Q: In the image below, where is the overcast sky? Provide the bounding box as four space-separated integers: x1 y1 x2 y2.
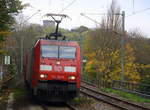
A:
20 0 150 37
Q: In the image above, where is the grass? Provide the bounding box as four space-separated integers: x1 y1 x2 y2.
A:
101 88 150 103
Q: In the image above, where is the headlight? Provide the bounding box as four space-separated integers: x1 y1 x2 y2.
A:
68 76 76 80
40 74 48 78
40 65 52 71
64 66 76 72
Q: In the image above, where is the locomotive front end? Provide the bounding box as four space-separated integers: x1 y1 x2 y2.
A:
33 40 81 101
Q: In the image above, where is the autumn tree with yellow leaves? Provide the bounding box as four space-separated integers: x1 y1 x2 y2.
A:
84 0 141 83
84 30 140 83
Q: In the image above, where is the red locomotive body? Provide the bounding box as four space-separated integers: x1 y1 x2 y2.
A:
24 39 81 101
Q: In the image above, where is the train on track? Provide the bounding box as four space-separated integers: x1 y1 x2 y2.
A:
23 13 81 101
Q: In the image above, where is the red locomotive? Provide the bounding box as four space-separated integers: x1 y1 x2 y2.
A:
23 14 81 101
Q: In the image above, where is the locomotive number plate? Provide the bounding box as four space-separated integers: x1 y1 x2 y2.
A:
54 65 62 72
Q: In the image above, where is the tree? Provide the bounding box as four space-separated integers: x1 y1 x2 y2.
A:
8 23 44 74
101 0 122 31
0 0 24 37
71 26 89 33
84 0 140 83
0 0 26 56
127 29 150 85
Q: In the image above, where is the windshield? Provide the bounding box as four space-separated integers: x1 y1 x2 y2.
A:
41 45 58 58
59 46 76 59
41 45 76 59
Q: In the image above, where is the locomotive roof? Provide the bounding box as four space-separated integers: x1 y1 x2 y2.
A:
34 38 79 47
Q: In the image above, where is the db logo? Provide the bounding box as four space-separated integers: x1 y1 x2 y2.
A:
54 66 62 72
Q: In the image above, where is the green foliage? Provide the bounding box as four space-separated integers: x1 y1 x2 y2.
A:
0 0 24 31
128 32 150 65
140 76 150 93
84 28 140 83
128 31 150 86
43 26 55 35
102 88 150 103
0 0 24 58
71 26 89 33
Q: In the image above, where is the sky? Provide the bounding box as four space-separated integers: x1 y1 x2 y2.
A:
20 0 150 37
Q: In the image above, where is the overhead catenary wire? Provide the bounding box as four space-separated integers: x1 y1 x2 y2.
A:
23 10 41 23
81 13 107 15
59 0 77 13
80 13 101 26
127 7 150 17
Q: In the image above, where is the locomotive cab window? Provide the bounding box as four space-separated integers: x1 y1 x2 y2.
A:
41 45 58 58
41 45 76 59
59 46 76 59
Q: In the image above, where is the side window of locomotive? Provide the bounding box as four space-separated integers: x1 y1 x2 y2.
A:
59 46 76 59
41 45 58 58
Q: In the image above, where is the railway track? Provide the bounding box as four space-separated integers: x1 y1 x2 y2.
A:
66 102 78 110
81 81 150 110
40 102 78 110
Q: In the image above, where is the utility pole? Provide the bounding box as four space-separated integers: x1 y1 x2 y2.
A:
20 36 23 75
121 11 125 84
80 11 126 85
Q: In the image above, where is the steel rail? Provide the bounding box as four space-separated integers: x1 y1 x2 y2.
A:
80 86 128 110
81 82 150 110
66 102 78 110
